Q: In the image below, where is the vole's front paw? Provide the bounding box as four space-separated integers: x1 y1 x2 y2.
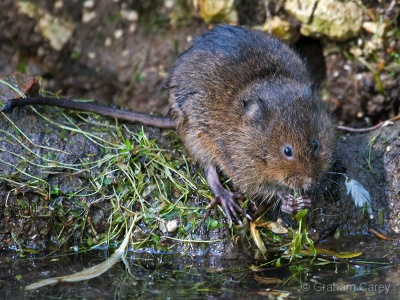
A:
205 164 252 226
279 193 313 214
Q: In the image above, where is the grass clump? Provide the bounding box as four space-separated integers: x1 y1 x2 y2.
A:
0 94 214 254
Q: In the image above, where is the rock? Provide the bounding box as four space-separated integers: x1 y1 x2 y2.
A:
194 0 237 24
18 1 75 51
261 16 301 43
284 0 362 41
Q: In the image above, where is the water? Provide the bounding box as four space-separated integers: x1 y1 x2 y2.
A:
1 237 399 299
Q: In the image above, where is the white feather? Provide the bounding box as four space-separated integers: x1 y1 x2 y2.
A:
345 178 372 215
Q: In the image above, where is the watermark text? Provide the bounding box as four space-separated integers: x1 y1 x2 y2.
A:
301 282 391 294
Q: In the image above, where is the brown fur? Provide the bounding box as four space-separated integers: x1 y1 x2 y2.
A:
165 25 336 200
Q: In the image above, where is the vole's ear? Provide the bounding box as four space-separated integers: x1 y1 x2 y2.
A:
242 96 265 119
298 85 313 100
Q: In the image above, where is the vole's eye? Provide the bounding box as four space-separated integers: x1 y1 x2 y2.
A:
283 146 293 158
312 140 318 152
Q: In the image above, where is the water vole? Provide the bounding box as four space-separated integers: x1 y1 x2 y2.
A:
3 24 336 224
166 25 335 221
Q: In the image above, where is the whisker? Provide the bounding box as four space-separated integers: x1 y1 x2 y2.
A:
322 176 341 187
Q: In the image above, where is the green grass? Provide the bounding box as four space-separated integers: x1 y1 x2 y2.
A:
0 95 218 253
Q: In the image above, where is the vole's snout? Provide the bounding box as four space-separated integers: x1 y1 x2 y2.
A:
301 178 313 191
287 175 315 191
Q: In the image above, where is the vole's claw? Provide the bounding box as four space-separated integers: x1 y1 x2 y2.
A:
207 191 250 226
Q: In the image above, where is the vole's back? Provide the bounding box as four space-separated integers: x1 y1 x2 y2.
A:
166 25 310 106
